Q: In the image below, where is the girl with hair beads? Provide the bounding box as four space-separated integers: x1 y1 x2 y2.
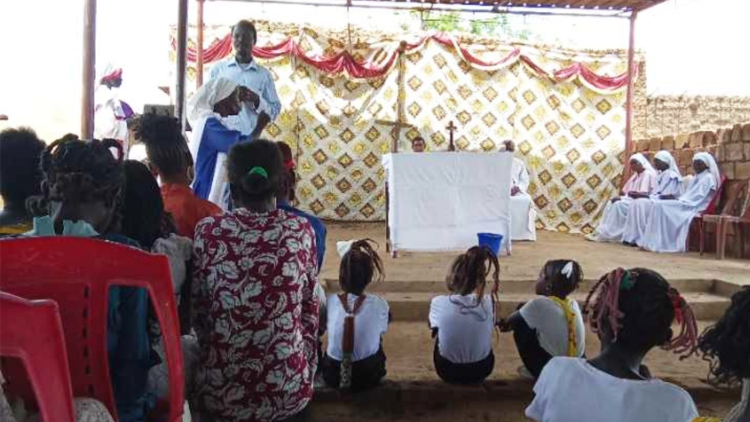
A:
429 246 500 384
322 239 389 391
22 137 153 422
693 286 750 422
500 260 585 378
526 267 700 422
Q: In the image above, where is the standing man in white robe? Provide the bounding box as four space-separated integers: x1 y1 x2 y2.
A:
503 141 537 241
621 151 683 246
639 153 720 253
587 153 657 243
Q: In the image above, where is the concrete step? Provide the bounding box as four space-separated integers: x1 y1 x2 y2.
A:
322 278 724 294
367 291 731 321
313 321 735 419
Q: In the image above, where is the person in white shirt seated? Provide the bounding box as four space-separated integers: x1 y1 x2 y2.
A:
639 152 720 253
429 245 500 384
322 239 390 391
503 140 537 241
499 260 585 379
588 153 657 243
526 267 700 422
621 150 683 247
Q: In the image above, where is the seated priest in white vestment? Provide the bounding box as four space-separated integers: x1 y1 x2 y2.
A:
587 153 657 243
411 136 426 153
504 141 537 241
621 150 683 246
639 152 720 253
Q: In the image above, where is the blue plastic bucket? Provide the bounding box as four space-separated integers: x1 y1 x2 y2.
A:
477 233 503 256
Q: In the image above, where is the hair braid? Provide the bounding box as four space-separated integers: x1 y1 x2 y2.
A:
339 239 385 295
447 246 501 325
584 267 698 357
39 137 125 234
697 286 750 387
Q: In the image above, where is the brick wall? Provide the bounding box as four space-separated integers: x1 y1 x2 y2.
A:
632 122 750 259
637 96 750 139
634 123 750 181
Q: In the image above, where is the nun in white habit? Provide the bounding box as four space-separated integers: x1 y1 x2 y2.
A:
588 153 657 243
639 152 721 253
621 150 683 246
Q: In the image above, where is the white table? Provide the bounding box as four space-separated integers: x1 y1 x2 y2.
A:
382 152 513 255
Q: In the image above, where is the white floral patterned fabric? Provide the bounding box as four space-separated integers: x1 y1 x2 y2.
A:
191 208 320 422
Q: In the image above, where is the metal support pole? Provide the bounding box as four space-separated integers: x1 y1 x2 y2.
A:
623 11 637 169
175 0 189 130
81 0 97 139
196 0 205 87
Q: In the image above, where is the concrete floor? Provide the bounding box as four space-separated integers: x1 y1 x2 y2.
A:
320 222 750 287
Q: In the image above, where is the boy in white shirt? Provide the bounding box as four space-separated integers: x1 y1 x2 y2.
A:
526 267 700 422
322 239 390 391
429 246 500 384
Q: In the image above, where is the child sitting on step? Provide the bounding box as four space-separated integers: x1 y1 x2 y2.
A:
694 286 750 422
322 239 389 391
430 246 500 384
499 260 585 378
526 267 700 422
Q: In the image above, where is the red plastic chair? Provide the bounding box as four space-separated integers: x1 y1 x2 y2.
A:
0 292 76 422
0 237 184 422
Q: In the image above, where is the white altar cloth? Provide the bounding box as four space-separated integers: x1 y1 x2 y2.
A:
382 152 513 254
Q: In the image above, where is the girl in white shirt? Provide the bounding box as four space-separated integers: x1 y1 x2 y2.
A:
429 245 500 384
322 239 390 391
500 260 585 378
526 267 700 422
695 287 750 422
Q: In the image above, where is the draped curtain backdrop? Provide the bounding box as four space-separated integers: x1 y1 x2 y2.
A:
169 21 643 234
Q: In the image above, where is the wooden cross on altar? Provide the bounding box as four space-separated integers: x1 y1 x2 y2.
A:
375 119 415 153
446 120 457 152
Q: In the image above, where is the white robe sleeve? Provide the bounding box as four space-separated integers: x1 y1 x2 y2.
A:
679 174 716 208
514 159 531 193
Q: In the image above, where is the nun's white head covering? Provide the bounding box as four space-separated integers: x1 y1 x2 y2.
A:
629 152 655 173
186 77 239 127
654 150 682 180
693 152 721 184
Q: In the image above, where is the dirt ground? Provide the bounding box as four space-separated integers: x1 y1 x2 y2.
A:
307 397 738 422
319 222 750 286
307 398 738 422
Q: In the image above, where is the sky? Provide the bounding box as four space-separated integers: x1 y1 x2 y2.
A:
0 0 748 141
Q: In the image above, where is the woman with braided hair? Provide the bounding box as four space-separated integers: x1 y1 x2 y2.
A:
429 246 501 384
526 267 700 422
693 286 750 422
23 136 154 422
322 239 389 391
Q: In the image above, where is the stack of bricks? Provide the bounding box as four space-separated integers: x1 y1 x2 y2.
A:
634 122 750 181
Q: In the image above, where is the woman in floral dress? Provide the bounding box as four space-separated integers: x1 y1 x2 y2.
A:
191 139 319 422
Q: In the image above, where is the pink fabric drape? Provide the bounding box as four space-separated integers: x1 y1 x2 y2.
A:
172 32 636 91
